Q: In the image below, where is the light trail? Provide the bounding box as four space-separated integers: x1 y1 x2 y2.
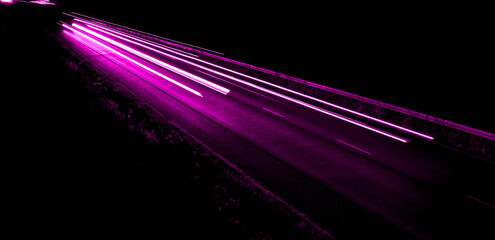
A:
185 58 434 141
68 12 225 56
77 21 229 95
466 195 495 209
194 71 410 142
261 107 285 118
72 17 199 58
69 21 409 142
70 23 230 95
72 18 432 140
336 139 373 155
62 24 203 97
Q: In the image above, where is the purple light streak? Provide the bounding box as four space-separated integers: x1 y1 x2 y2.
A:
62 18 424 143
261 107 285 118
336 139 373 155
79 23 229 95
68 12 225 56
70 23 230 96
466 195 495 209
72 17 199 58
62 24 204 97
66 20 409 143
187 57 434 141
30 0 55 5
73 17 431 141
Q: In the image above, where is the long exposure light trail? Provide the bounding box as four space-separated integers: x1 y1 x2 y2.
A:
68 12 225 56
68 20 409 142
71 23 230 95
64 18 414 142
72 17 432 140
77 22 231 96
62 24 203 97
336 139 373 155
188 58 434 140
72 17 199 58
219 74 411 143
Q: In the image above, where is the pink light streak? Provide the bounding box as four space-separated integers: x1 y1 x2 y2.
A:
76 22 230 95
336 139 373 155
261 107 285 118
68 12 225 56
77 19 431 141
185 67 410 142
31 0 55 5
184 55 434 141
63 18 434 142
72 17 198 58
70 21 411 142
1 0 13 3
62 24 203 97
256 83 410 143
71 23 230 96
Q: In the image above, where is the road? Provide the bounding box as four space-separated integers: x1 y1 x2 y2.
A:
57 17 494 239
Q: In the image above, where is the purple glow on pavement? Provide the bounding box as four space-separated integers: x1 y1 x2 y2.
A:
62 24 203 97
71 23 230 96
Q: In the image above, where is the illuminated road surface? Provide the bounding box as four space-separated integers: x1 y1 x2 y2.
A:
59 18 494 239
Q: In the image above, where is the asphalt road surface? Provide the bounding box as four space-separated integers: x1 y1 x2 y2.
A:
57 18 495 239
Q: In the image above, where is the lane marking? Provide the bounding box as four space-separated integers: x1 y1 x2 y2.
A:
261 107 285 118
466 195 495 209
336 139 373 155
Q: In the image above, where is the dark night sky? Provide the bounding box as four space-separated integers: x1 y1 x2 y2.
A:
56 1 493 132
